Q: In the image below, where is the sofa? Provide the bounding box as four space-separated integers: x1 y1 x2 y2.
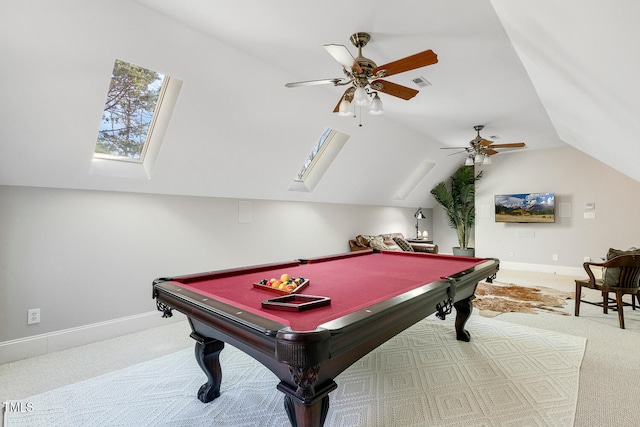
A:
349 232 438 254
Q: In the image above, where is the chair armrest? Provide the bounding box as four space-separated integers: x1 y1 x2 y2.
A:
584 260 607 268
582 261 603 284
581 255 640 284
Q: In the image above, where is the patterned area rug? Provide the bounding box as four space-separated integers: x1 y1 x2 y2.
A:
3 316 585 427
474 280 575 317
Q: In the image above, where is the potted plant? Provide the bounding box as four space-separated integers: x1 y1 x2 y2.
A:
430 165 482 256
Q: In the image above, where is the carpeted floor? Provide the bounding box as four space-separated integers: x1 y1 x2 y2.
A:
3 315 585 427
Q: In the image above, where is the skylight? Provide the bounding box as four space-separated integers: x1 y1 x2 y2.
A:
295 128 333 181
393 159 436 200
91 59 182 178
94 59 167 162
289 128 350 192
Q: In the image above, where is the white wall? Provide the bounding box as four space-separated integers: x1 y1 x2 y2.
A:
473 146 640 273
0 185 429 362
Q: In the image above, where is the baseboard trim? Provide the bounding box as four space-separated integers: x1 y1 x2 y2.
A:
499 261 584 277
0 311 185 365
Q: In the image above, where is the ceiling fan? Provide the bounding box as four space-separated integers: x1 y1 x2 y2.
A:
285 32 438 115
442 125 526 165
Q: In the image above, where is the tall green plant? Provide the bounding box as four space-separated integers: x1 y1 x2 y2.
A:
430 165 483 250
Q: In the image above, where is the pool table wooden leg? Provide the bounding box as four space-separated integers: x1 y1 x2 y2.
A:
277 369 336 427
190 332 225 403
453 297 473 342
283 392 329 427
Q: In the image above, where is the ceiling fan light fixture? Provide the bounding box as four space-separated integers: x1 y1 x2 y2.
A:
443 125 525 165
369 93 383 115
353 86 368 106
338 98 352 116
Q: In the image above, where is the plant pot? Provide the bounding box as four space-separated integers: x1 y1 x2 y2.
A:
453 247 475 257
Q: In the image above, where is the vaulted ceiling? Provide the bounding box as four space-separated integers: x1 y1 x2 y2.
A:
1 1 638 208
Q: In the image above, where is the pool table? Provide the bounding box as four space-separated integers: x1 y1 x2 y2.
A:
153 250 499 427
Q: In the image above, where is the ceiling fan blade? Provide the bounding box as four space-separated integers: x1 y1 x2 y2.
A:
478 139 494 146
489 142 526 148
440 146 470 150
285 78 345 88
372 49 438 78
333 87 355 113
370 80 419 100
324 44 363 74
447 150 468 156
484 149 499 155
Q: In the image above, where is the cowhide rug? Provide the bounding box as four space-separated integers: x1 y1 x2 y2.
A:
473 280 574 317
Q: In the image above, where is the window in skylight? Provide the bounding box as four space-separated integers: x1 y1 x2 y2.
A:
392 159 436 200
288 128 350 192
91 59 182 178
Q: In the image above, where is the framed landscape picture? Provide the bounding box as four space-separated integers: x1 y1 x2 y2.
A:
494 192 555 223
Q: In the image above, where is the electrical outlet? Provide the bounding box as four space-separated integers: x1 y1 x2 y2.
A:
28 308 40 325
508 251 514 257
552 254 558 262
584 256 591 262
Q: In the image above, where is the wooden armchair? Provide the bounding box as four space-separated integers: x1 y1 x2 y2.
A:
575 254 640 329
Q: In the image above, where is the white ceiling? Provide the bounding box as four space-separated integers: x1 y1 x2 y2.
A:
1 0 638 208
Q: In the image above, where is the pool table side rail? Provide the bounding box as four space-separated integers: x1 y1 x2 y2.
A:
153 285 294 379
315 258 499 359
155 260 301 285
153 281 289 335
298 249 376 264
274 257 499 386
317 257 499 332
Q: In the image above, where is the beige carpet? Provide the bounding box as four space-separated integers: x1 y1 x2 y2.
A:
3 315 585 427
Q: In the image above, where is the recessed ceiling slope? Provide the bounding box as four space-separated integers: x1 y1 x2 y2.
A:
491 0 640 183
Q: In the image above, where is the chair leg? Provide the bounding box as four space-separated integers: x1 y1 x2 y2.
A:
603 291 608 314
575 283 582 316
616 292 625 329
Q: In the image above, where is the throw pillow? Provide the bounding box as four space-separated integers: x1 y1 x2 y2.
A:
381 235 402 251
393 236 414 252
355 235 373 248
603 247 640 286
367 236 389 251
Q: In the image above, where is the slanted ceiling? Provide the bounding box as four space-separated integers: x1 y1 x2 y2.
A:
1 0 638 208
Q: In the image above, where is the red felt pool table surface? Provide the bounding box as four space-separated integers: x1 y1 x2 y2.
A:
166 250 487 331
